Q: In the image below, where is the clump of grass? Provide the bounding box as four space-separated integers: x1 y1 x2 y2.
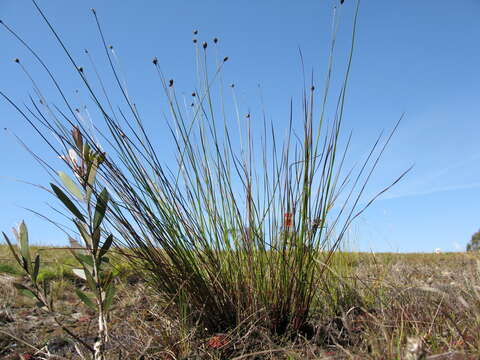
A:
0 0 408 347
0 263 21 275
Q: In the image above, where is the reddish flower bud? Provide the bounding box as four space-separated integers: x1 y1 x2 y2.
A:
284 213 293 228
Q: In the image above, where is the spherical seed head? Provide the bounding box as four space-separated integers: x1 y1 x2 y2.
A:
193 39 197 43
230 83 235 88
311 85 315 91
193 30 198 35
202 41 207 49
14 58 20 63
78 67 84 72
246 113 250 118
192 92 196 97
152 57 158 65
84 49 89 54
213 37 218 44
223 56 229 62
109 45 114 49
169 79 174 87
191 103 194 107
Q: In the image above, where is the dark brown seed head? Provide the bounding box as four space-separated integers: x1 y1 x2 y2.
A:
169 79 174 87
192 92 196 97
246 113 250 118
152 57 158 65
213 37 218 44
109 45 114 50
311 85 315 91
202 41 207 49
193 30 198 35
14 58 20 63
78 67 84 73
193 39 197 43
191 103 194 107
223 56 229 62
230 83 235 88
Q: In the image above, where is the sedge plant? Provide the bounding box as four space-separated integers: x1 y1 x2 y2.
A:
0 0 409 343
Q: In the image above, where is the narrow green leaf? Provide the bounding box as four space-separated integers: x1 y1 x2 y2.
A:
58 171 83 200
50 184 85 222
32 254 40 283
85 162 98 206
13 283 36 299
20 289 36 299
103 283 116 312
75 289 96 311
98 234 114 260
92 227 101 254
18 221 31 271
101 271 113 289
93 188 109 230
70 250 94 276
74 221 92 249
83 266 97 294
2 232 22 266
77 254 94 267
13 282 29 290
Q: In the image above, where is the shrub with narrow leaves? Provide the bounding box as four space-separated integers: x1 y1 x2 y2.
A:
3 128 115 360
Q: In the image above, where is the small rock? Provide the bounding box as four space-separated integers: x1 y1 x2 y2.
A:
45 337 71 354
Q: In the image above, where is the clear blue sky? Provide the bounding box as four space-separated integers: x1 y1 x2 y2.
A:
1 0 479 252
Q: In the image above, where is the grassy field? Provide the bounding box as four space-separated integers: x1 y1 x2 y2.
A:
1 245 479 359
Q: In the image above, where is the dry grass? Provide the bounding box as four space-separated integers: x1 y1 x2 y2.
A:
1 246 479 359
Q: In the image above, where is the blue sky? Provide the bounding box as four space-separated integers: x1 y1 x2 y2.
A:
1 0 479 252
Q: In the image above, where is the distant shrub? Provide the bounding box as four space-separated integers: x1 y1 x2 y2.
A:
467 230 480 251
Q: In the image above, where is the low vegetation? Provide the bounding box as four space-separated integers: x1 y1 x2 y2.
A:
1 1 479 359
1 247 479 359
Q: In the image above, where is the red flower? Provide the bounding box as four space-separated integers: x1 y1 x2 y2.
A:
207 334 229 349
284 212 293 227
